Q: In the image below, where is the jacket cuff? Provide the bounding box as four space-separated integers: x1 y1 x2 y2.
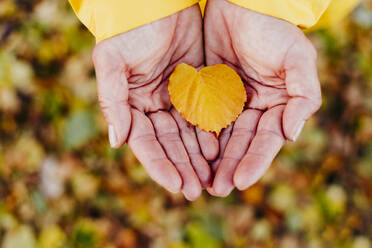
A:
226 0 332 28
69 0 200 43
312 0 361 29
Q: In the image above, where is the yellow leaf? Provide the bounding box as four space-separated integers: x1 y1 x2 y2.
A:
168 63 247 135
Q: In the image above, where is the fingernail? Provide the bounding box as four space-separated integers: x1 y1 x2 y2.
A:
292 120 305 142
108 125 118 148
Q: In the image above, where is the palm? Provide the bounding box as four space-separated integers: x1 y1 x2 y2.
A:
93 6 218 200
204 0 321 196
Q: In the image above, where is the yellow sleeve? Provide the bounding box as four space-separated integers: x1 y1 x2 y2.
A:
312 0 361 29
227 0 361 29
68 0 200 43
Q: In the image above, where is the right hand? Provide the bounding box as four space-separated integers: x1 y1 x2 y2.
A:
92 5 219 200
204 0 322 196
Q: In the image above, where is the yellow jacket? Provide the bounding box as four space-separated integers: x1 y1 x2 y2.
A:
68 0 361 43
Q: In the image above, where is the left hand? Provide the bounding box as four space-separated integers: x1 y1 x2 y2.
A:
92 5 218 200
204 0 322 196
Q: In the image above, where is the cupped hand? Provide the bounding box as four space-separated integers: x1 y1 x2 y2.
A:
92 5 219 200
204 0 322 196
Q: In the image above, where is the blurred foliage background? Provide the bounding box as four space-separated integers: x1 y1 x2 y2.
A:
0 0 372 247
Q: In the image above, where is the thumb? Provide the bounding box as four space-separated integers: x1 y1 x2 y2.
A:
283 40 322 141
93 44 131 148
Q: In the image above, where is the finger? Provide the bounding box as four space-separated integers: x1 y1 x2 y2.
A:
212 109 262 197
283 41 322 141
149 112 202 201
233 105 285 190
128 110 182 193
93 44 131 148
171 109 212 188
207 125 233 196
196 127 219 161
211 125 233 172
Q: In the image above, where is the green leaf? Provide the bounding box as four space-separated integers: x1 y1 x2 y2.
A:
72 220 100 248
185 221 222 248
31 190 47 214
63 110 97 149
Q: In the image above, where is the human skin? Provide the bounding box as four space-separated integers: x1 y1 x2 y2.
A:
204 0 322 196
91 0 322 200
92 5 219 201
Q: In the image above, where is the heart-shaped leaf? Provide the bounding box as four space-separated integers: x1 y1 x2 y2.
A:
169 63 247 135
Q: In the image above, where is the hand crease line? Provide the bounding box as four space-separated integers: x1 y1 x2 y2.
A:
130 133 157 144
221 156 241 162
232 127 255 135
156 131 181 141
256 129 284 139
